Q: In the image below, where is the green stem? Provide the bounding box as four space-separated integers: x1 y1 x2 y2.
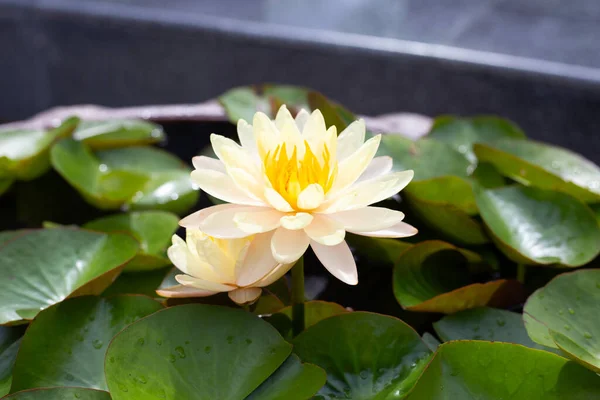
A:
291 257 305 337
516 264 526 284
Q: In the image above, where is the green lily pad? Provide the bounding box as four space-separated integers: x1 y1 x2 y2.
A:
524 269 600 372
266 301 350 339
404 177 488 245
0 326 24 396
10 295 162 392
246 354 327 400
393 241 524 313
406 341 600 399
434 307 555 352
421 333 441 352
50 139 198 213
307 91 356 132
470 162 506 189
102 267 172 297
219 85 309 123
376 136 471 179
0 179 13 196
475 185 600 266
2 387 111 400
0 228 138 325
278 301 349 329
345 234 413 267
406 176 478 215
474 139 600 203
219 85 355 132
73 119 165 149
0 118 77 181
428 116 525 164
104 304 325 399
83 211 179 272
253 293 286 316
376 136 485 244
293 312 432 399
593 204 600 222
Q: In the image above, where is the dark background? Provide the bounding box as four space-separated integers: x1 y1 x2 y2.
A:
1 0 599 161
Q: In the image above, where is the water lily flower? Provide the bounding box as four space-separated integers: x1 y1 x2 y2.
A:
157 230 293 305
181 105 416 285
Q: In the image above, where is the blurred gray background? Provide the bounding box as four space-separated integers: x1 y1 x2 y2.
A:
1 0 599 159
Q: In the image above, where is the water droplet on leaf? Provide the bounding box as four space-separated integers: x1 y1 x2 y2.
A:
175 346 186 358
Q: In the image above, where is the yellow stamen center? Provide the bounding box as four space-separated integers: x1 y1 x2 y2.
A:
263 141 337 210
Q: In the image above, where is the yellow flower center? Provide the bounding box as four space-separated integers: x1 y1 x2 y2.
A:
263 141 337 209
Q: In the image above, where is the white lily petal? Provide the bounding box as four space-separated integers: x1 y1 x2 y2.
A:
297 183 325 210
311 240 358 285
227 167 267 202
356 156 393 183
175 274 236 292
349 221 418 238
192 156 226 173
264 188 295 212
337 119 366 161
228 287 262 305
280 118 305 158
237 119 259 157
191 169 264 206
322 125 337 164
328 207 405 232
304 214 345 246
189 232 237 282
167 235 192 275
233 209 283 234
275 105 295 130
256 262 295 287
171 232 226 282
236 231 279 287
254 112 281 159
156 284 216 298
210 134 259 174
295 109 310 131
199 206 263 238
271 227 310 263
321 170 414 212
302 109 327 139
331 134 381 193
280 212 313 230
179 204 242 228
